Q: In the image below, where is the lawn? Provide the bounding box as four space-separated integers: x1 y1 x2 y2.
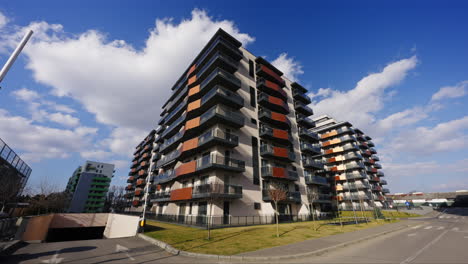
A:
144 218 396 255
339 210 421 218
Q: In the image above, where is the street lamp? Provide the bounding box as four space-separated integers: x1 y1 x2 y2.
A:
0 30 34 89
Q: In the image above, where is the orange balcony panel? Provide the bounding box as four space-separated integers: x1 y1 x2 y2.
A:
187 99 201 112
271 112 287 122
140 161 147 167
260 65 285 84
131 168 136 173
370 159 375 164
142 153 149 158
136 179 145 185
334 176 341 181
170 187 193 201
187 64 196 77
175 160 197 177
325 149 334 155
126 184 133 189
185 117 200 130
156 184 162 191
371 177 380 182
269 96 287 108
132 200 140 206
330 166 338 172
272 129 288 140
328 157 336 163
371 168 378 173
272 167 286 178
188 85 200 97
128 176 134 181
188 75 197 86
135 189 143 196
264 80 286 97
321 130 337 139
273 147 288 158
138 170 146 176
181 137 199 152
322 141 331 147
143 145 150 151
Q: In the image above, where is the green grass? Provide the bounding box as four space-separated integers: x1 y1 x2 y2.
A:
144 219 396 255
339 210 421 218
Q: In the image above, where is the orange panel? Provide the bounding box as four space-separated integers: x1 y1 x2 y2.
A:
187 64 196 77
142 153 149 158
144 145 150 151
272 129 288 139
128 176 134 181
185 117 200 130
170 187 193 201
325 149 334 154
187 99 201 112
322 141 330 147
135 190 142 196
132 200 140 206
328 157 336 163
273 147 288 158
181 137 199 152
265 79 280 91
140 161 147 166
370 159 375 164
156 184 161 191
188 75 197 86
136 179 145 185
272 167 286 178
175 160 197 177
271 112 286 122
330 167 338 172
260 65 285 84
188 85 200 97
334 176 341 181
138 170 146 176
269 96 286 106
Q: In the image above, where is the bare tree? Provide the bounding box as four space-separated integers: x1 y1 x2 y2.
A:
307 191 319 231
0 173 22 213
203 180 224 240
106 185 126 213
267 183 287 238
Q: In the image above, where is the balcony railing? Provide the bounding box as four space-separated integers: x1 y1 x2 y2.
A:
304 176 329 186
257 78 287 99
151 191 171 202
258 93 289 114
302 158 324 169
196 154 245 173
292 89 311 104
259 125 292 144
377 171 384 177
161 113 186 139
298 128 320 141
198 85 244 111
200 68 241 92
260 144 296 162
261 166 299 181
262 190 301 203
159 130 184 154
192 183 242 199
296 114 315 128
294 101 313 116
197 105 245 130
180 128 239 158
154 171 176 184
342 183 370 190
380 179 388 185
382 188 390 193
300 142 321 154
156 149 181 168
258 109 291 129
371 155 379 161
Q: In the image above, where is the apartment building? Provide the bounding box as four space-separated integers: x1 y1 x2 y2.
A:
65 161 115 213
125 28 330 219
0 138 32 205
310 115 389 210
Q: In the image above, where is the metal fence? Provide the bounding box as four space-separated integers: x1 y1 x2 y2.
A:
0 217 18 241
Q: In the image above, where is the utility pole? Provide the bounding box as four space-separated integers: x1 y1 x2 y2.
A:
0 30 34 88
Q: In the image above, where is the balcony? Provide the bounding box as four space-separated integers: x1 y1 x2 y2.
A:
320 127 355 139
156 149 181 168
258 109 291 129
125 184 134 191
127 176 135 183
366 166 378 173
367 140 375 147
175 154 245 178
300 142 321 155
152 144 159 152
308 193 332 204
151 191 171 203
258 93 289 114
152 153 161 162
382 188 390 193
262 190 301 203
292 89 311 104
154 171 176 184
305 176 329 186
374 163 382 169
296 114 315 128
340 194 371 201
257 78 287 100
377 171 384 177
187 86 244 119
261 166 299 181
380 179 388 185
193 52 239 83
164 86 188 117
161 113 186 139
186 105 244 137
137 169 148 178
199 68 241 93
259 125 292 145
342 183 370 190
192 183 243 199
298 128 320 141
294 101 313 116
136 179 146 187
369 176 380 182
343 172 367 180
159 130 184 154
302 158 324 169
256 62 285 87
162 99 187 127
371 155 379 161
179 128 239 158
260 144 295 162
369 147 377 154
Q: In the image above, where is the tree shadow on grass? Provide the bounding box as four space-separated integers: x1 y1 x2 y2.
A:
144 225 165 232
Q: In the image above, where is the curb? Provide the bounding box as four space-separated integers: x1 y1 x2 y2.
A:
137 222 415 261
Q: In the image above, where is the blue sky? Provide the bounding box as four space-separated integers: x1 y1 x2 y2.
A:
0 0 467 193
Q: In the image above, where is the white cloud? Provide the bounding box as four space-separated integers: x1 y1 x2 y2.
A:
0 109 97 162
375 106 428 133
389 116 468 155
271 53 304 82
0 12 8 29
48 112 80 127
310 56 418 132
80 150 113 160
431 80 468 101
12 88 40 101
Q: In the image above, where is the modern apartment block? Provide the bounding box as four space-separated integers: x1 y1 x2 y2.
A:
65 161 115 213
124 29 388 220
310 115 389 210
0 138 32 200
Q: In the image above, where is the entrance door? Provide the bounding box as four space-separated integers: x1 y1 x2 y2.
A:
178 203 186 223
197 202 207 225
223 201 230 225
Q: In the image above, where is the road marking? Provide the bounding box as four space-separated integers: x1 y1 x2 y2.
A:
464 236 468 239
400 229 449 264
407 233 417 237
452 227 460 231
424 226 433 230
411 225 422 229
439 216 445 219
116 244 135 261
453 216 458 219
436 226 444 230
41 251 63 264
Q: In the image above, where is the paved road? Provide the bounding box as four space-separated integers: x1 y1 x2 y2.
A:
277 207 468 263
2 208 467 263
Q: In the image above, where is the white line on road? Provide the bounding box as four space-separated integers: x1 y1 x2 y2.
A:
400 229 449 264
407 233 417 237
464 236 468 239
411 225 422 229
116 244 135 261
436 227 444 230
41 251 63 264
452 227 460 231
424 226 433 230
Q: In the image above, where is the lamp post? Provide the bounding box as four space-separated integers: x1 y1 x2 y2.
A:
0 30 33 87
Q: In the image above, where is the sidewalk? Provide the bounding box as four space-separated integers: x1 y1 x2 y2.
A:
236 220 419 258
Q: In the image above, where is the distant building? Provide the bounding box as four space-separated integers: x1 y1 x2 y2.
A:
387 191 468 207
65 161 114 213
0 138 32 198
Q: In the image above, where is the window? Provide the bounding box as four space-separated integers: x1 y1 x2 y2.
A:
254 203 261 210
250 87 256 107
249 59 254 77
252 137 260 185
251 118 257 125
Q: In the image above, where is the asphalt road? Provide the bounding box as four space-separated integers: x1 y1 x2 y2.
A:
2 208 467 263
278 207 468 263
